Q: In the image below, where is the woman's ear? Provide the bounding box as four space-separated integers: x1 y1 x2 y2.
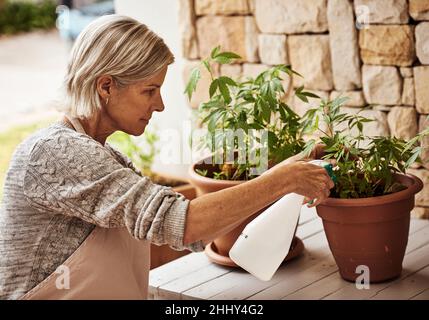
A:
96 75 114 102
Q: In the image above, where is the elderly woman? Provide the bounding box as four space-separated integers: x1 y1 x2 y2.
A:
0 15 333 300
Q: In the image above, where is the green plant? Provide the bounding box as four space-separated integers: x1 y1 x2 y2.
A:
0 0 57 35
107 129 159 176
185 46 317 180
301 96 428 199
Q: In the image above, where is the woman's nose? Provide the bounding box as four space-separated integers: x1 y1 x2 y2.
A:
154 93 165 112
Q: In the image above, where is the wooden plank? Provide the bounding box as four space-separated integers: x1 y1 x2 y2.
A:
149 252 211 299
182 269 256 300
411 288 429 300
285 222 429 300
405 223 429 253
211 259 335 300
210 236 333 300
299 205 317 225
189 228 331 300
151 210 428 300
246 255 337 300
296 217 324 240
158 263 234 300
371 263 429 300
409 218 429 234
285 272 345 300
323 238 429 300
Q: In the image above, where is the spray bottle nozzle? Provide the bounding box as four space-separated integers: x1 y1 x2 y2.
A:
308 160 337 205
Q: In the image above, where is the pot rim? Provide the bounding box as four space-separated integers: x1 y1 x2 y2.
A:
188 160 244 186
320 173 423 207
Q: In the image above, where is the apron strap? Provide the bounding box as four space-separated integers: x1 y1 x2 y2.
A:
63 114 87 135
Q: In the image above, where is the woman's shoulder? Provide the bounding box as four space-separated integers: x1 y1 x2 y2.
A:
16 121 108 162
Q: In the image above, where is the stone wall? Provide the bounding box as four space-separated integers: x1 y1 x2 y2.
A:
179 0 429 218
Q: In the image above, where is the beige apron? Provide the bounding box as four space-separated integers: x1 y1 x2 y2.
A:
20 116 150 300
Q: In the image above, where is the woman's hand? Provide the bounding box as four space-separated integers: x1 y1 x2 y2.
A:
273 161 335 207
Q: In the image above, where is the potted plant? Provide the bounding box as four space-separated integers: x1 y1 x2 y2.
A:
300 97 427 282
185 47 317 262
108 130 196 269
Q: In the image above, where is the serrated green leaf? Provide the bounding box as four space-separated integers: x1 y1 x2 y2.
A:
218 80 231 104
184 67 201 101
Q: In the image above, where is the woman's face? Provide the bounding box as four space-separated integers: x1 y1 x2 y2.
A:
105 66 168 136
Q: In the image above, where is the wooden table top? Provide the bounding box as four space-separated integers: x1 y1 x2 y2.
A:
149 205 429 300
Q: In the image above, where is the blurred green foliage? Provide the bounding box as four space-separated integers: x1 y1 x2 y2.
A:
107 129 159 176
0 0 57 35
0 118 56 201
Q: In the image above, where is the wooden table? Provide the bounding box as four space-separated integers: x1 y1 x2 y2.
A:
149 206 429 300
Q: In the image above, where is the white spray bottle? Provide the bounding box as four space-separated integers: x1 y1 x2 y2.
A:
229 160 336 281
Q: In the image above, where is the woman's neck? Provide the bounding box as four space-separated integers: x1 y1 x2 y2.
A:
79 112 116 145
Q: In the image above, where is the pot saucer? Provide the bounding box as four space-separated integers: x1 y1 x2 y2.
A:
204 237 304 268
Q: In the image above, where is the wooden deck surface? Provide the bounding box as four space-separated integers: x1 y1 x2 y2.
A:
149 206 429 300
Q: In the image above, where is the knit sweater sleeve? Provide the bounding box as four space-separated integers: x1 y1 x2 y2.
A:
23 132 204 252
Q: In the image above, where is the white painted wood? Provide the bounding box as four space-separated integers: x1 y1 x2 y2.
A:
159 263 234 300
247 255 337 300
285 272 345 300
202 232 332 300
182 269 256 300
296 217 324 240
411 288 429 300
149 212 429 300
182 225 328 300
149 252 211 298
299 205 317 225
405 223 429 253
371 263 429 300
410 218 429 234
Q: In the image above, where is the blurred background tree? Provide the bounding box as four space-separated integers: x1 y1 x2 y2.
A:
0 0 57 35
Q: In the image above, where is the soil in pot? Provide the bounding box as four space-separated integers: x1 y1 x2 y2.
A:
316 173 423 283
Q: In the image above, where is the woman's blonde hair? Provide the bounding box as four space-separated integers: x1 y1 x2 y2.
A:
64 14 174 118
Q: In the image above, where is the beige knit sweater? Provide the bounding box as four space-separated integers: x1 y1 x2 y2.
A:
0 122 204 300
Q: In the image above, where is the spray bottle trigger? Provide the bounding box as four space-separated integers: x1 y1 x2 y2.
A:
308 161 336 205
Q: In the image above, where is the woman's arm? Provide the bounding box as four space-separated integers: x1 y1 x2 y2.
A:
183 160 334 245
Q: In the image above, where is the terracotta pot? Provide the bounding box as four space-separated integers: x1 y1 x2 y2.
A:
316 173 423 283
188 160 296 258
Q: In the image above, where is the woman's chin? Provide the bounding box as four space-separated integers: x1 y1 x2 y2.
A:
125 124 147 136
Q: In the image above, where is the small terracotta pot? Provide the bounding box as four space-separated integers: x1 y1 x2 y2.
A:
188 160 296 258
316 173 423 283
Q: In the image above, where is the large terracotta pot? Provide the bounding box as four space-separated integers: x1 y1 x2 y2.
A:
316 173 423 283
